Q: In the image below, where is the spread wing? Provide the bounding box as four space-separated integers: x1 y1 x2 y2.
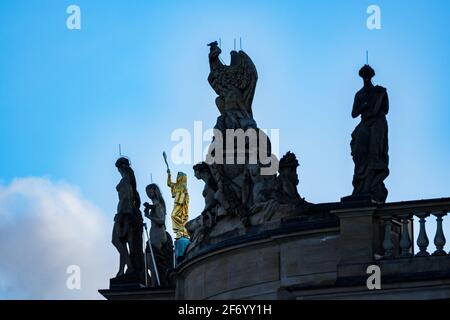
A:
208 51 258 117
236 51 258 117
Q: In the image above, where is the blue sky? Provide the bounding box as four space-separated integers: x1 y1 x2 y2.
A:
0 0 449 298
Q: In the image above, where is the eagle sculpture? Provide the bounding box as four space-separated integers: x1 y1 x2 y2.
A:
207 41 258 119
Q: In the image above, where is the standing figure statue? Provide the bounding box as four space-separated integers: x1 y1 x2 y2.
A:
143 184 174 288
111 157 145 284
167 169 190 239
348 64 389 203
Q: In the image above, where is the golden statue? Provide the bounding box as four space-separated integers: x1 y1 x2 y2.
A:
167 170 190 239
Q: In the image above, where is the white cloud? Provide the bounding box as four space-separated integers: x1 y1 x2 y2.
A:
0 177 116 299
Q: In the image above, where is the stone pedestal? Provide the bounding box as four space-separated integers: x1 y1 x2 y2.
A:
332 205 379 283
99 287 175 300
109 272 146 291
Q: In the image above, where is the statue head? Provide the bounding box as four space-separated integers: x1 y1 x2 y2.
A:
279 151 299 186
145 183 158 199
208 41 221 59
359 64 375 81
193 162 211 179
146 183 166 212
115 157 140 207
115 157 130 168
115 157 131 177
176 172 188 186
193 162 218 191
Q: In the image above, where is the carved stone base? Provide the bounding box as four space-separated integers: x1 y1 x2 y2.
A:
209 215 246 239
185 202 334 259
99 287 175 300
109 272 145 290
340 194 379 205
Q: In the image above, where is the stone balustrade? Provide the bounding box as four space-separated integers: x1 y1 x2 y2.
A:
375 198 450 259
101 198 450 299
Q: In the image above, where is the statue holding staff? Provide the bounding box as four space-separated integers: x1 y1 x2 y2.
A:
163 152 190 239
143 183 174 287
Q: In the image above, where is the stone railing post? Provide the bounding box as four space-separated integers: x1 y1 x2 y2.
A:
415 212 430 257
432 211 447 256
399 214 413 257
381 215 394 258
332 206 379 281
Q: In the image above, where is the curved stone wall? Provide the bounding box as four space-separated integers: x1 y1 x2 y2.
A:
175 223 340 299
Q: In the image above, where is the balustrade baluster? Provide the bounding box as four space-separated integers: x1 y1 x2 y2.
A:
415 212 430 257
432 211 447 256
399 214 412 257
382 216 394 258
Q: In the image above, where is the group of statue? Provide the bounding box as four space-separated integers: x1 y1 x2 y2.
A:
183 41 313 251
111 157 190 288
110 40 390 285
187 41 390 252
